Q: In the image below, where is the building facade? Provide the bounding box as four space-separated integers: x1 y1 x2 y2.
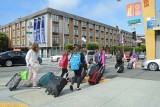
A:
0 8 133 58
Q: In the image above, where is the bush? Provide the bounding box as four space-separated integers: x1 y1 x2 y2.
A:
140 45 146 52
110 45 117 53
64 44 73 50
87 42 99 50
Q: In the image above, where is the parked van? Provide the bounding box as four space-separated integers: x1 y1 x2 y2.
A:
86 50 95 64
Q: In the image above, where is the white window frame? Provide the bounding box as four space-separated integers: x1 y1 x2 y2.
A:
89 24 93 29
74 29 78 35
53 38 59 44
96 25 99 30
53 26 59 33
74 38 78 44
52 15 59 22
65 38 70 44
82 30 86 36
82 22 86 27
74 20 78 26
64 17 69 24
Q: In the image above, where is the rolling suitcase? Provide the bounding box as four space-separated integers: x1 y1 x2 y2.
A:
127 62 133 69
88 66 104 85
45 75 67 97
117 65 124 73
88 64 99 77
5 73 21 91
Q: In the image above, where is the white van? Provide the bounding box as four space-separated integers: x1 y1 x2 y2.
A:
86 50 95 64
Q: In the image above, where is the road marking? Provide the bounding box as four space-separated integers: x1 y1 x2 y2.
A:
0 102 28 107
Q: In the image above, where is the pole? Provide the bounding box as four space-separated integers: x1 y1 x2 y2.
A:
62 19 65 52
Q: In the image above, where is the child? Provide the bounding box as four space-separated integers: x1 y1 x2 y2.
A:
60 50 70 79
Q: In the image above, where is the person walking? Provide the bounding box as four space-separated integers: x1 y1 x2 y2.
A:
98 46 106 69
25 42 40 88
60 50 70 80
131 53 137 69
115 49 124 70
69 45 86 91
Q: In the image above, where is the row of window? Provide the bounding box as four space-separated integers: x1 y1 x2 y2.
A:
12 38 25 46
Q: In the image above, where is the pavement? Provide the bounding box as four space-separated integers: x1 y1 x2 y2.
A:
1 70 160 107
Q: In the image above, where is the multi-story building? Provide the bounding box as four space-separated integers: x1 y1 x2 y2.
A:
0 8 133 58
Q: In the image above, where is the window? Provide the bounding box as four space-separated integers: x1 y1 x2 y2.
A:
89 31 93 37
17 31 20 37
22 30 25 36
12 39 15 45
82 22 86 27
96 40 99 43
64 17 69 24
12 25 15 30
101 27 104 31
96 33 99 37
17 23 20 29
22 21 25 27
101 34 104 38
106 28 108 32
65 38 70 44
52 15 59 22
74 29 78 35
53 26 59 33
52 38 59 44
74 20 78 26
82 30 86 36
65 28 69 34
110 29 112 33
89 24 93 29
6 28 8 32
22 38 25 46
12 31 15 38
74 38 78 44
96 25 99 30
17 39 20 46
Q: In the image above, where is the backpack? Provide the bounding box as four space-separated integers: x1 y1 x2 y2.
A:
94 53 102 63
69 52 81 71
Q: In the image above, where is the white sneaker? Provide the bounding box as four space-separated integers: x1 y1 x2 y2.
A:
117 67 119 71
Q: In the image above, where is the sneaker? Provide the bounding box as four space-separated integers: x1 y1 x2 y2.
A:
70 85 73 91
77 88 81 91
116 67 119 72
31 86 41 89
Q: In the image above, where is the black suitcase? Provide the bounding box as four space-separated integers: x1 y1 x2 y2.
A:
5 73 21 91
45 76 67 97
117 65 124 73
89 64 99 77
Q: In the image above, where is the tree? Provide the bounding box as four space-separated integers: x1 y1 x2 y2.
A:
64 44 73 50
110 45 117 53
87 42 98 50
140 45 146 52
0 32 8 52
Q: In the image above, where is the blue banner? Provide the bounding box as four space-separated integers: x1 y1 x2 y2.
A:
41 16 46 44
36 18 41 44
34 19 37 42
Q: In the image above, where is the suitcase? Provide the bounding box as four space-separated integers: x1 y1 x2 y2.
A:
117 65 124 73
88 64 99 77
127 62 133 69
88 66 104 85
5 73 21 91
45 76 67 97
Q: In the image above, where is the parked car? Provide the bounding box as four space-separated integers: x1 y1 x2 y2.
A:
138 52 146 60
141 59 160 71
105 53 112 58
51 55 62 62
0 51 42 67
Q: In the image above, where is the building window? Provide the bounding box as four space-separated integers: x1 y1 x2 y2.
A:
74 20 78 26
17 31 20 37
74 38 78 44
52 15 59 22
96 33 99 37
53 26 59 33
110 29 112 33
53 38 59 44
74 29 78 35
22 38 25 46
12 39 15 46
82 30 86 36
22 30 25 36
64 17 70 24
106 28 108 32
101 27 104 31
65 28 69 34
12 31 15 38
101 34 104 38
89 24 93 29
17 39 20 46
96 40 99 43
22 22 25 27
82 22 86 27
65 38 70 44
16 23 20 29
96 25 99 30
12 25 15 30
89 31 93 37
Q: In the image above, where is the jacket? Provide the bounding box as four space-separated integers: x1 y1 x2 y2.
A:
61 56 68 69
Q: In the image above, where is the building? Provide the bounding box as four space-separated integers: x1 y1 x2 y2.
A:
142 0 160 59
0 8 133 58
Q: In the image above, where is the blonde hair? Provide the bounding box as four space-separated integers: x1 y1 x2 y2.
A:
31 42 39 53
63 50 69 56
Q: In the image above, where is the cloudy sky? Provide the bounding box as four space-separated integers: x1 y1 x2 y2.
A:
0 0 159 34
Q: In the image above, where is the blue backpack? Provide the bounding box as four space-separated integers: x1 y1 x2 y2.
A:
94 53 102 63
69 52 81 71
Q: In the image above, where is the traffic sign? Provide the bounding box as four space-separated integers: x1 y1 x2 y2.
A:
127 19 141 25
26 31 32 34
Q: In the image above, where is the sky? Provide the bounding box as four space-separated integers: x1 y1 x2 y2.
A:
0 0 160 35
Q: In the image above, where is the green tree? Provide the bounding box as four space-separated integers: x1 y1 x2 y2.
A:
64 44 73 50
110 45 117 53
140 45 146 52
0 32 8 52
87 42 98 50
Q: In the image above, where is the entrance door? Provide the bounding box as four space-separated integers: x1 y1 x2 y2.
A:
156 31 160 58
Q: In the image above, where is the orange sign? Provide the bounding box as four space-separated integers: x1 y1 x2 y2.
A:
144 0 149 7
134 2 141 16
126 4 133 17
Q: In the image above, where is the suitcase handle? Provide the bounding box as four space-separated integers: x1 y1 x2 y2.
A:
98 66 104 73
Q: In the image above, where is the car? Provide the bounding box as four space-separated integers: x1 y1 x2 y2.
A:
141 59 160 71
138 52 146 60
51 55 62 62
86 50 95 64
0 51 42 67
105 53 112 58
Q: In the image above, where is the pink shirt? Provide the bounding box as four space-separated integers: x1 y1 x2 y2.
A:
101 51 106 64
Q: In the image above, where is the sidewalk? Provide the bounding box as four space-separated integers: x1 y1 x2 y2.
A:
0 76 160 107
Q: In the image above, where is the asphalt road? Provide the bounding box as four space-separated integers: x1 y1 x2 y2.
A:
1 57 160 81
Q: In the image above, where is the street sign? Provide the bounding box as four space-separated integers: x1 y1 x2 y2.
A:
127 19 141 25
26 31 32 34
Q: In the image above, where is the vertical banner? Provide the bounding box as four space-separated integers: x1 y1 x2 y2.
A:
41 16 46 44
144 0 149 7
134 2 141 16
126 4 133 17
36 18 41 44
34 19 37 43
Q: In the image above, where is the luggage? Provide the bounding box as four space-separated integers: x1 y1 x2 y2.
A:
127 62 133 69
89 64 99 77
117 65 124 73
88 66 104 85
5 73 21 91
45 75 67 97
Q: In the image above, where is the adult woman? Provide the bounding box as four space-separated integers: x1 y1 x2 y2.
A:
25 42 40 88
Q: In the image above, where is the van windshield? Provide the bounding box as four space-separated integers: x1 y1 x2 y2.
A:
88 52 95 55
